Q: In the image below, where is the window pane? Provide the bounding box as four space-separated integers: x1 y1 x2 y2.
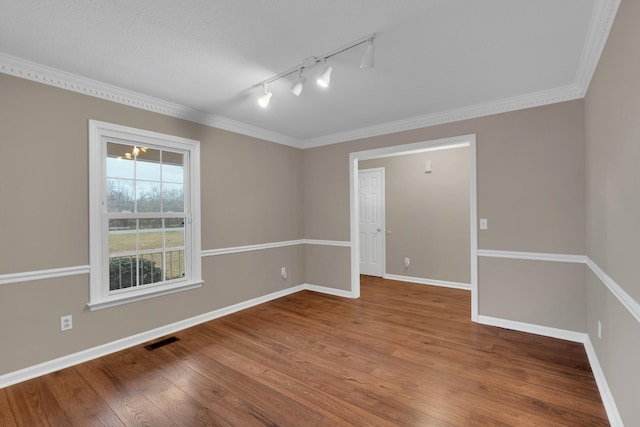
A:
109 256 136 291
162 183 184 212
162 162 183 184
166 250 185 280
139 219 163 251
136 181 161 212
139 253 163 285
109 219 136 255
106 179 135 213
165 218 185 280
165 221 185 249
106 142 135 179
136 148 161 182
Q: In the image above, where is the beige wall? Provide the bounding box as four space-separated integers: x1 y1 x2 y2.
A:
303 101 585 254
584 0 640 424
0 74 305 374
303 100 586 325
479 258 586 331
359 147 470 283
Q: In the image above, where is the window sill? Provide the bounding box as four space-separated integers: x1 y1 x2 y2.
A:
87 280 203 311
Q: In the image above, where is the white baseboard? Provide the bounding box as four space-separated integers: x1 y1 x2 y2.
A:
384 273 471 290
0 280 624 427
476 314 623 426
303 283 358 298
476 315 586 342
0 284 305 389
0 282 356 389
583 336 624 426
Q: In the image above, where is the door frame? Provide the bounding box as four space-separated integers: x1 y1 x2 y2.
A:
349 134 478 321
358 167 386 277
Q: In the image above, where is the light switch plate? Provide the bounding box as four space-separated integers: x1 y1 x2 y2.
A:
480 218 488 230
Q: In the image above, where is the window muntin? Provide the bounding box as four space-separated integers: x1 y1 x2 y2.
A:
89 121 201 310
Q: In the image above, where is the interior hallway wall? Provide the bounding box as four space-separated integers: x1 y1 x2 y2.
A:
359 146 470 284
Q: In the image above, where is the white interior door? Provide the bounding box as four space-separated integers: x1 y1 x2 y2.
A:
359 168 385 276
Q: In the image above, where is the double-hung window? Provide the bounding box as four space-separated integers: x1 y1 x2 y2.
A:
88 120 201 310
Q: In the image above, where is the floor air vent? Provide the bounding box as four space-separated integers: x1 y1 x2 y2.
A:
144 336 180 351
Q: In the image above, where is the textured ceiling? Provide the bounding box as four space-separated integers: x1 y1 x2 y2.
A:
0 0 612 145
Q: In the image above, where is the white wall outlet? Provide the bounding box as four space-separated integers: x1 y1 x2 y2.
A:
404 258 410 267
480 218 488 230
598 320 602 339
61 315 72 331
281 267 287 280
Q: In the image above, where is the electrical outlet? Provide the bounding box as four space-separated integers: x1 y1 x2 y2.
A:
404 258 410 268
61 315 72 331
597 320 602 339
281 267 287 280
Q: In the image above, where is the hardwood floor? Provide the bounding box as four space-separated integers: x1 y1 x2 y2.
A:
1 276 609 426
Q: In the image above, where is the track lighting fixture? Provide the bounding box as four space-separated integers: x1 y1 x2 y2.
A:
255 33 375 108
291 69 306 96
257 84 272 108
316 62 332 88
360 36 375 69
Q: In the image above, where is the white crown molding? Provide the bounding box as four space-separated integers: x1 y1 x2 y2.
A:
477 249 587 264
0 265 90 286
384 274 471 291
0 52 299 148
574 0 622 95
0 0 620 149
299 84 584 148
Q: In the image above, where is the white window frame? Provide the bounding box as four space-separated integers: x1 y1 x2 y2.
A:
88 120 202 310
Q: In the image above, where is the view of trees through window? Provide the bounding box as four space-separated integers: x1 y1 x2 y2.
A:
106 142 186 291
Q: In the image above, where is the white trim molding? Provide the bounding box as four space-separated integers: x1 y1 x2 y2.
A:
384 274 471 291
303 284 357 299
0 0 620 149
2 282 360 389
586 257 640 325
477 249 586 264
0 265 90 286
583 336 625 427
303 239 351 247
476 315 623 427
0 53 299 148
350 134 478 307
202 239 350 257
574 0 622 94
476 315 586 343
477 249 640 326
0 283 358 389
0 240 351 287
300 85 583 148
203 240 305 257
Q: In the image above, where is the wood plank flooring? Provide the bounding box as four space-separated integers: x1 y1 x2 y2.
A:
1 276 609 426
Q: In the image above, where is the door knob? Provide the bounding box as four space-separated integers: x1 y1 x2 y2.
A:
377 228 381 232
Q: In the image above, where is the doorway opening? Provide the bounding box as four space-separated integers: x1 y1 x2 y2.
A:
349 134 478 320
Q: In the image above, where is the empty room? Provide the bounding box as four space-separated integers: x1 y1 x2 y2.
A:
0 0 638 425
